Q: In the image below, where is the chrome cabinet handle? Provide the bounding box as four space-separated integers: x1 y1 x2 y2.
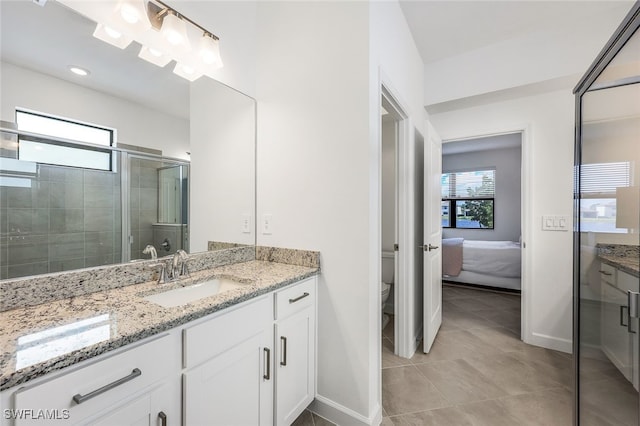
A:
158 411 167 426
599 270 613 276
280 336 287 366
620 305 629 327
628 291 639 334
263 348 271 380
72 368 141 404
289 293 309 304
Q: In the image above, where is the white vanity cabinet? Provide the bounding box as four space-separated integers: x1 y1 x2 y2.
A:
2 333 181 426
1 276 317 426
600 262 639 390
274 279 316 426
182 294 274 426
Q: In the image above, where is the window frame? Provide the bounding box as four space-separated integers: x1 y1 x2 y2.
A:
441 169 496 230
15 108 117 172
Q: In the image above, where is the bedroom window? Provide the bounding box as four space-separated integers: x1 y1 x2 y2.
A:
578 161 631 233
442 169 495 229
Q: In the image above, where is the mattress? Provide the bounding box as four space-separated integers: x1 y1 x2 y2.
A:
462 240 521 278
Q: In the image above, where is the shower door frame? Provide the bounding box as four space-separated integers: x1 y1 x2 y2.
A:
572 3 640 425
120 152 190 263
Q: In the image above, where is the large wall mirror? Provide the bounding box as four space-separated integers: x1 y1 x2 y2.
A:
0 0 256 280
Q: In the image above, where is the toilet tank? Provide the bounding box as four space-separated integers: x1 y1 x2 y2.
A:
381 251 394 284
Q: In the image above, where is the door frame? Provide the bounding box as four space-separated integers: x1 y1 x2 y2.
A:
380 78 416 359
441 125 531 343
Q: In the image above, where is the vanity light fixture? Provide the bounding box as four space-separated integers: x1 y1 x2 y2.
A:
138 45 172 67
92 23 132 49
173 62 203 82
198 33 223 67
61 0 223 82
160 10 190 48
69 66 90 76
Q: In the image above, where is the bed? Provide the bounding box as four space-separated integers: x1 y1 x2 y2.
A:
442 238 521 291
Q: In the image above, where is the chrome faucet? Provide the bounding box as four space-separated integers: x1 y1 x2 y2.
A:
143 244 158 260
170 249 190 279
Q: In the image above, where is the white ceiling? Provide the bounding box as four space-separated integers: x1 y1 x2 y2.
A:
442 132 521 155
0 0 190 119
399 0 636 65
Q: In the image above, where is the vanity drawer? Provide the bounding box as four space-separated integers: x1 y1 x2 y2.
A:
618 271 639 293
182 295 272 369
599 263 617 286
13 333 174 426
275 277 316 320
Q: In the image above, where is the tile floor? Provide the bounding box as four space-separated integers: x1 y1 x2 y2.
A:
295 283 633 426
381 284 576 426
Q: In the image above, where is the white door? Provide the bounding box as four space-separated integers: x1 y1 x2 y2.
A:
422 122 443 353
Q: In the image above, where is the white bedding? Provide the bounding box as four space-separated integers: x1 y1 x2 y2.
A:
441 238 522 290
462 240 521 278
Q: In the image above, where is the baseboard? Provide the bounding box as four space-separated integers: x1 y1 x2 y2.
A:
310 395 381 426
526 332 572 354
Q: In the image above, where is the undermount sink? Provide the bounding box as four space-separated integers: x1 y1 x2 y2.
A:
143 278 248 308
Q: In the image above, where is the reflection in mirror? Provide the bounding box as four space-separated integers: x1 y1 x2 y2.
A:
0 1 256 280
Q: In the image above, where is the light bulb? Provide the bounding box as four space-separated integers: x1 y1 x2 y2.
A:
161 12 189 48
104 26 122 39
199 34 221 65
138 46 171 67
119 3 140 24
173 63 203 82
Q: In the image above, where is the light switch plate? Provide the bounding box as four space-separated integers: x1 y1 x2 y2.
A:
542 215 570 231
241 214 251 234
262 214 273 235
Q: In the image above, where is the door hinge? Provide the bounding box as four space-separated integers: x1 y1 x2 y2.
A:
393 244 399 252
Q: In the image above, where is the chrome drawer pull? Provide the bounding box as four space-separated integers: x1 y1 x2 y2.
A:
289 292 310 304
620 305 629 327
72 368 142 404
280 336 287 366
263 348 271 380
158 411 167 426
599 270 613 276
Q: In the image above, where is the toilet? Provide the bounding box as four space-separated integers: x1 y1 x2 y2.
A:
381 251 394 329
381 282 391 329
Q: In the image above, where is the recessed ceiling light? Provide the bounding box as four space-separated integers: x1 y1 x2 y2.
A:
69 66 90 76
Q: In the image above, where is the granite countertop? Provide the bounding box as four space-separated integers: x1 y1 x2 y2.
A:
599 254 640 278
0 260 318 391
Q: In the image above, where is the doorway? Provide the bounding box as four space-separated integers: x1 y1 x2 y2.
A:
441 132 524 339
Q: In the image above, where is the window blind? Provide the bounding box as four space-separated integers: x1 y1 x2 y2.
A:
580 162 630 195
441 170 495 199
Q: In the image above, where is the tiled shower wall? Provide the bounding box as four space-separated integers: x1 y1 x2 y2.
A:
0 164 122 279
129 158 158 260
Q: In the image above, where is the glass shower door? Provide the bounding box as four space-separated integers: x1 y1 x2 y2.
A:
575 10 640 425
124 153 189 261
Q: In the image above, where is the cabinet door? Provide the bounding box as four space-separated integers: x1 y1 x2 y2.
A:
275 307 315 426
183 328 273 426
601 283 633 381
89 383 172 426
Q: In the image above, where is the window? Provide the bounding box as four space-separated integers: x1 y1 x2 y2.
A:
441 169 495 229
579 161 630 233
15 109 115 171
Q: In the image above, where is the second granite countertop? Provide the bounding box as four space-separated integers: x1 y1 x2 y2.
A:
0 260 318 391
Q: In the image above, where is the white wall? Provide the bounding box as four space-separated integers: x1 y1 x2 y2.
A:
431 89 575 352
255 2 373 421
0 62 189 159
189 79 256 252
255 1 425 423
443 145 522 242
